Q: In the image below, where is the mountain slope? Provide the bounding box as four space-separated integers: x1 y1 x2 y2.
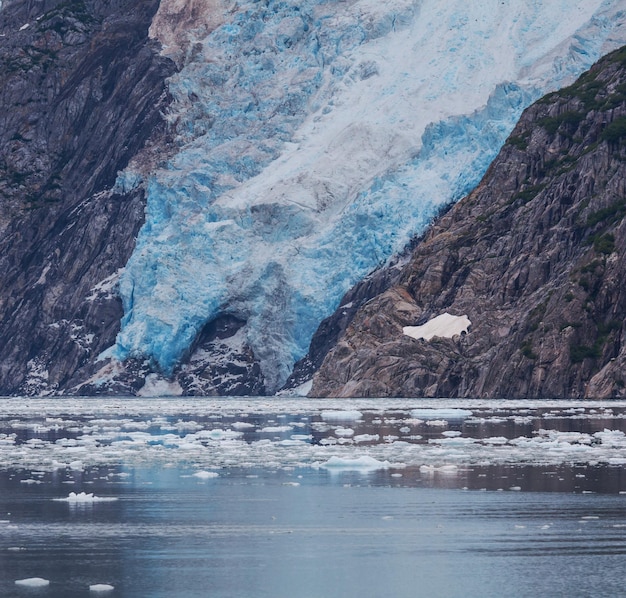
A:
0 0 175 394
310 47 626 399
1 1 626 397
106 0 626 394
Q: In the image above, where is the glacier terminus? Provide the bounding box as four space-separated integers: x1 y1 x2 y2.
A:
107 0 626 392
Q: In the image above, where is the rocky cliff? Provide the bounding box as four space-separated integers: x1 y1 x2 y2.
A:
0 0 271 396
2 2 626 399
0 0 175 395
310 47 626 399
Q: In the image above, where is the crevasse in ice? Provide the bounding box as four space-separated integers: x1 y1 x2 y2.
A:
111 0 626 391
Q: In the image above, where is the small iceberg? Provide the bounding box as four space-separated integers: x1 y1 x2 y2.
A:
410 408 473 420
320 456 390 471
15 578 50 587
53 492 118 503
90 584 115 592
192 471 219 479
320 410 363 421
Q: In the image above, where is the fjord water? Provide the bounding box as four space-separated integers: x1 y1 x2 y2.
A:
2 398 626 597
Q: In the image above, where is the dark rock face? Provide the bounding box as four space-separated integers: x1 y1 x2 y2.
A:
311 48 626 399
176 315 266 396
0 0 176 395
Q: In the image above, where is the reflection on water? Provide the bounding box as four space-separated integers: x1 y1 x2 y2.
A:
2 467 626 598
1 398 626 597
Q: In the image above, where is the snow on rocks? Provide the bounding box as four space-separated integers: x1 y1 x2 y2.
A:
403 313 471 342
137 373 183 397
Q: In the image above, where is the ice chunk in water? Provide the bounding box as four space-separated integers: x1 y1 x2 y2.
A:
321 410 363 421
410 409 473 420
192 471 219 479
321 456 390 470
15 578 50 587
53 492 118 503
90 584 115 592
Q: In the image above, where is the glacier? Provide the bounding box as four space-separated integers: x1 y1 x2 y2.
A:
110 0 626 392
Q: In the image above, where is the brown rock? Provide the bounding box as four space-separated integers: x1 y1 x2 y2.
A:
311 48 626 399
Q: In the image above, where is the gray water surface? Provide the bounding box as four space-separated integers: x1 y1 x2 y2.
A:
1 398 626 597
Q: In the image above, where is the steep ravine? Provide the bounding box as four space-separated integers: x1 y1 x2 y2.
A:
309 48 626 399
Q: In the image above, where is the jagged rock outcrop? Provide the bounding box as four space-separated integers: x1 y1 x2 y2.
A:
0 0 176 395
310 47 626 399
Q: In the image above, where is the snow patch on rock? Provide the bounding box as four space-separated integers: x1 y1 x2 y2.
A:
403 313 471 342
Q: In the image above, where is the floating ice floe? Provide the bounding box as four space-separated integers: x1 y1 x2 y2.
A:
89 584 115 592
334 427 355 437
192 471 219 479
403 313 471 341
320 456 391 471
354 434 380 443
15 578 49 587
410 409 473 420
231 422 255 430
3 398 626 473
53 492 118 503
260 425 293 433
320 410 363 421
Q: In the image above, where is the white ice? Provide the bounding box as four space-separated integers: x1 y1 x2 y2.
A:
53 492 118 503
15 578 50 587
89 584 115 592
321 410 363 421
320 456 390 471
192 470 219 479
410 409 473 420
1 398 626 473
403 313 471 342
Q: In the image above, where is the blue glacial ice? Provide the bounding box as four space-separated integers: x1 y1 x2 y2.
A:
110 0 626 391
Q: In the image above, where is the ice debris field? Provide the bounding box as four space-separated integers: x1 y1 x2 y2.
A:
111 1 626 391
3 398 626 475
14 579 113 592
